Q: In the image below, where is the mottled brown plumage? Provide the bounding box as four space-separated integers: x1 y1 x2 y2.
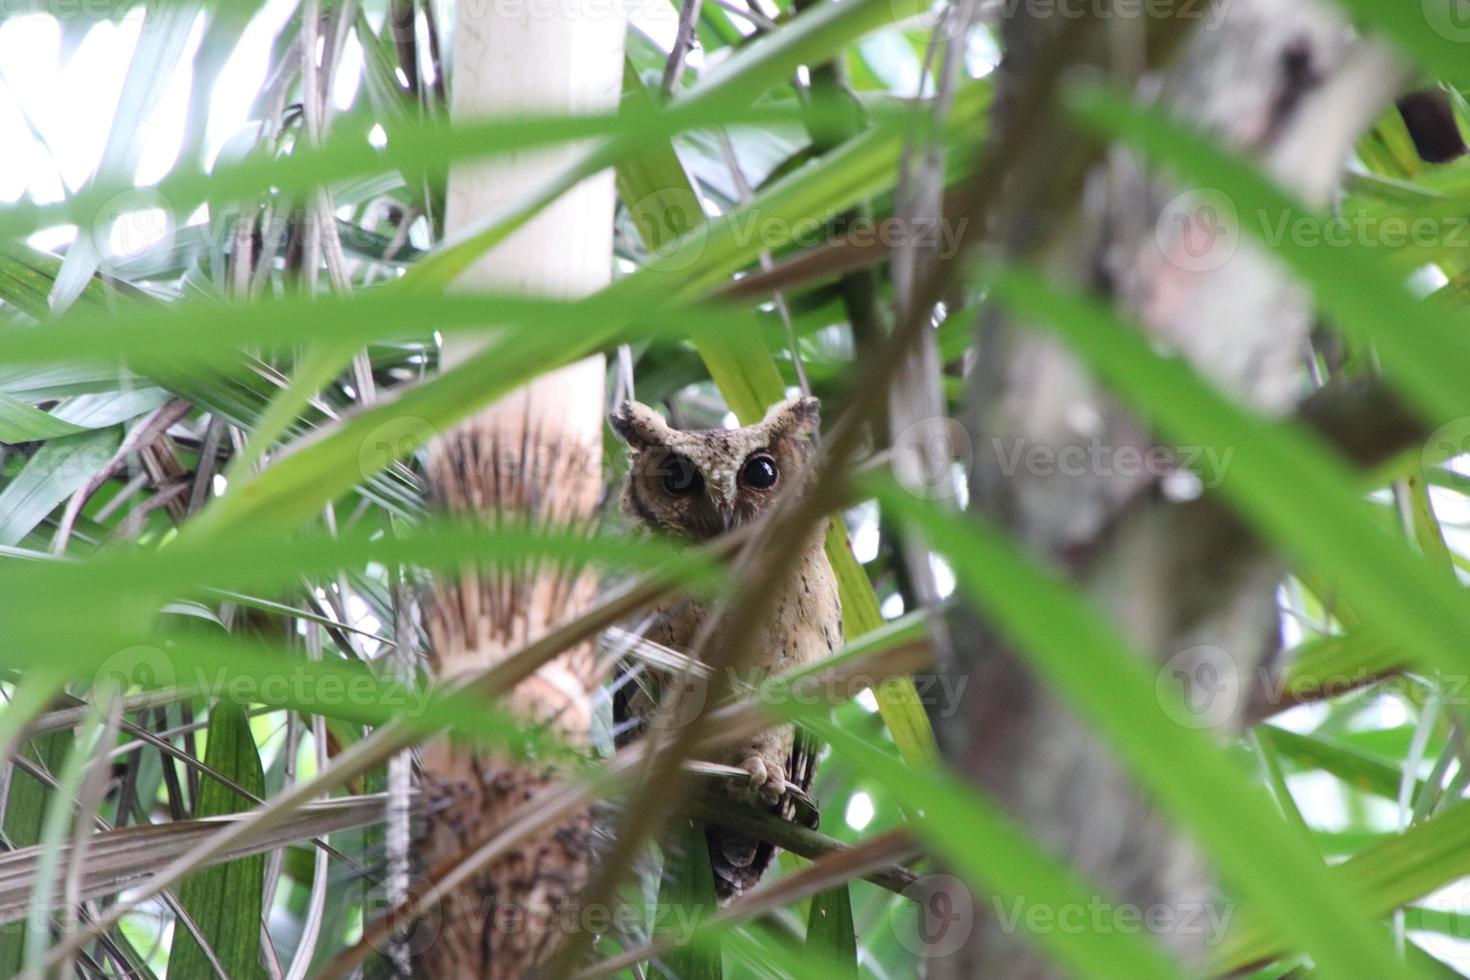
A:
610 396 842 899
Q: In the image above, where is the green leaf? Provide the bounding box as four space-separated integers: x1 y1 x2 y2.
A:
169 703 267 979
0 388 168 442
1279 630 1401 702
0 393 89 442
625 81 987 304
824 520 937 768
0 288 737 371
1218 802 1470 972
1257 725 1413 803
0 242 145 319
0 363 149 401
0 674 69 976
53 388 172 429
615 59 705 257
656 818 723 980
33 519 723 609
0 427 120 546
804 886 857 978
0 525 722 741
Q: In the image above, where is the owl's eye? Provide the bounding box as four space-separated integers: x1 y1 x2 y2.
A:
740 453 779 490
661 455 704 496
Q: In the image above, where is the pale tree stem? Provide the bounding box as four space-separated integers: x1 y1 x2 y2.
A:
415 0 627 974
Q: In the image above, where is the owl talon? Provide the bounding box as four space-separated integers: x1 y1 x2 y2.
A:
740 757 787 806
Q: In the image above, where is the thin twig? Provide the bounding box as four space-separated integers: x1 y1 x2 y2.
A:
717 132 810 394
661 0 705 96
57 694 121 978
52 399 193 555
283 624 331 980
709 0 777 31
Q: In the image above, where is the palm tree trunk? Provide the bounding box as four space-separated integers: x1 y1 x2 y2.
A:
414 4 625 976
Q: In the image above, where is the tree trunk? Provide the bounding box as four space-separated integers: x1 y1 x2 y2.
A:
414 2 626 976
937 2 1405 976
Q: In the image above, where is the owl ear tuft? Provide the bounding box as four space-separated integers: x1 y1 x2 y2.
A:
761 396 820 439
610 401 672 450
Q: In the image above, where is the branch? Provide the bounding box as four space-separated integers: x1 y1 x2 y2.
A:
572 828 920 980
686 787 923 897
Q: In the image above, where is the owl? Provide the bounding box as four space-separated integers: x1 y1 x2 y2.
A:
609 395 843 899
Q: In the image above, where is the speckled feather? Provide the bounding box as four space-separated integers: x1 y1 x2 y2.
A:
610 396 842 899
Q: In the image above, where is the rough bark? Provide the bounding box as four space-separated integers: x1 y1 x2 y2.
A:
413 0 625 975
937 2 1407 977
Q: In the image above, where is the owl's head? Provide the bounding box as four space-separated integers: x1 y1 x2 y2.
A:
611 396 820 540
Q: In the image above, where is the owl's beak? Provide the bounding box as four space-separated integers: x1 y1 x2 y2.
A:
707 488 736 531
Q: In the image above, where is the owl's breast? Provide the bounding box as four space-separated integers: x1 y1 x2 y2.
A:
763 543 843 674
644 533 842 682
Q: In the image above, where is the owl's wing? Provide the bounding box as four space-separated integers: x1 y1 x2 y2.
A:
784 726 820 829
